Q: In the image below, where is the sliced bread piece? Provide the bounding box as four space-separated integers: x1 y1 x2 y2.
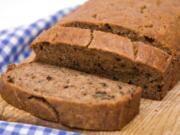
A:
0 62 142 131
31 26 173 100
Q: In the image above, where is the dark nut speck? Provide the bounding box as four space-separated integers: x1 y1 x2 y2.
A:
31 75 36 79
118 85 122 89
157 85 162 92
92 14 97 18
128 80 133 84
46 76 52 81
64 85 69 89
140 5 147 13
115 57 122 62
7 76 14 83
100 82 108 87
119 91 125 95
63 85 75 89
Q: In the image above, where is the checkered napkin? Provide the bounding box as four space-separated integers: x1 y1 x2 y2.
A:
0 6 76 73
0 6 83 135
0 121 81 135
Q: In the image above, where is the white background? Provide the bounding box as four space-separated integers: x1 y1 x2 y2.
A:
0 0 87 30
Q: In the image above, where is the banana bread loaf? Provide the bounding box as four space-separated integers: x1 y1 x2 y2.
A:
31 26 173 100
0 63 142 131
31 0 180 100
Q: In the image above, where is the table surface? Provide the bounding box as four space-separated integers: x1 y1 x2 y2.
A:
0 55 180 135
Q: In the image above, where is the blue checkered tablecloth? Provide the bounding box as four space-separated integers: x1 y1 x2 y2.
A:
0 6 76 73
0 6 83 135
0 121 81 135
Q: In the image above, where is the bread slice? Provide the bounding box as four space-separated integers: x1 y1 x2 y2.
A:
31 26 174 100
0 62 142 131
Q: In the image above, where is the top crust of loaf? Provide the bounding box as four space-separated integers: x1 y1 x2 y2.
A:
32 26 92 47
59 0 180 56
31 26 172 74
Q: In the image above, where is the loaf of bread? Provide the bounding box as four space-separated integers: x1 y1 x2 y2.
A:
0 63 142 131
32 26 173 100
31 0 180 100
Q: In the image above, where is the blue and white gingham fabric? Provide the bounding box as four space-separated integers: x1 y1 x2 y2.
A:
0 121 81 135
0 6 77 73
0 6 83 135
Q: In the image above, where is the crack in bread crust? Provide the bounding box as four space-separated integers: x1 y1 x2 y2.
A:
86 30 94 47
62 22 171 55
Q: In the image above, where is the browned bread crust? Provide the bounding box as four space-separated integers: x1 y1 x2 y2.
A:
60 0 180 57
31 26 173 100
0 63 142 131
